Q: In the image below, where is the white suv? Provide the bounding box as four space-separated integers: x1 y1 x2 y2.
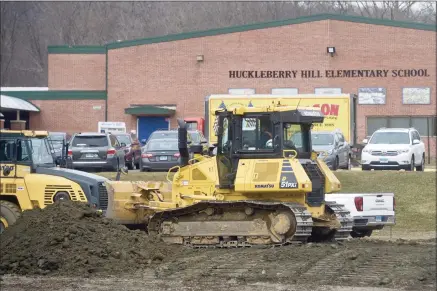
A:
361 128 426 171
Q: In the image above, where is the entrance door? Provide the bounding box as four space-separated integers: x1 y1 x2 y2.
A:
137 116 169 142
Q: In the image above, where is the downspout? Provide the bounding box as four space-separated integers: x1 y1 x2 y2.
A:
105 45 108 122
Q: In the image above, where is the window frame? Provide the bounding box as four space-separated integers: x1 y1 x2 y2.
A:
366 116 437 137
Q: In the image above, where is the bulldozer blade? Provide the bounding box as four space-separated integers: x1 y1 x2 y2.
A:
104 181 150 225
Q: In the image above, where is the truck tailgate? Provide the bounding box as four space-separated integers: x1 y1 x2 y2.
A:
326 193 395 216
363 194 394 213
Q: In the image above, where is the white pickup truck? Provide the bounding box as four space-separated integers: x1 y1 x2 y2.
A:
326 193 396 238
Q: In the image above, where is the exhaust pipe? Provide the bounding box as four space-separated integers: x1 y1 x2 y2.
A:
177 119 189 167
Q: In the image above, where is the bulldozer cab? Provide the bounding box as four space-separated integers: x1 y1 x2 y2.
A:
213 107 324 188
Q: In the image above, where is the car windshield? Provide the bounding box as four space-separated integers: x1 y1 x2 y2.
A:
29 138 55 165
72 136 108 147
150 132 178 140
115 135 131 146
146 140 178 151
369 132 410 144
311 133 334 146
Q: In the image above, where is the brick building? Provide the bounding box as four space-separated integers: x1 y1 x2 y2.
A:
1 14 436 156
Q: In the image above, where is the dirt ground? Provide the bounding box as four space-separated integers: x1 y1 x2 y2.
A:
0 202 436 291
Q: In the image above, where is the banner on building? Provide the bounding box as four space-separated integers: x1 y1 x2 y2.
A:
315 88 342 94
358 88 386 105
228 88 256 95
402 87 431 104
271 88 298 95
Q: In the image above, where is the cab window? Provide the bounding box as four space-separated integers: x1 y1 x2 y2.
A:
242 115 273 150
284 124 310 155
219 117 231 154
18 140 30 162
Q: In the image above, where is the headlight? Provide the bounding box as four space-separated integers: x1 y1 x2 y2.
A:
398 149 409 154
362 147 370 153
53 191 70 202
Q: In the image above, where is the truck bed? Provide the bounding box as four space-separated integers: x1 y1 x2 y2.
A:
325 192 396 237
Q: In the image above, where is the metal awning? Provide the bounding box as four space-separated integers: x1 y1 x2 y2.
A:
125 105 175 116
1 94 40 112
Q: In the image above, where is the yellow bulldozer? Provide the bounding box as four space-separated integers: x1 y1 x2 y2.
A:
105 102 353 247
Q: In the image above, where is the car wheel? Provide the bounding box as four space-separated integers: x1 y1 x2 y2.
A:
406 156 414 171
362 165 370 171
416 154 425 171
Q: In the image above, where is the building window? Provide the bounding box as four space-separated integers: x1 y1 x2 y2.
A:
367 116 437 137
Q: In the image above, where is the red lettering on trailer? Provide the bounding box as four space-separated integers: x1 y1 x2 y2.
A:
312 104 339 117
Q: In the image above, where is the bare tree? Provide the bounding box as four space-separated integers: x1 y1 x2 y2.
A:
0 1 435 86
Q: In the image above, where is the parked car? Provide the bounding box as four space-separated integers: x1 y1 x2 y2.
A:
48 132 70 165
140 138 180 171
326 192 395 238
68 132 126 172
112 133 141 170
361 128 426 171
290 130 352 170
141 129 208 154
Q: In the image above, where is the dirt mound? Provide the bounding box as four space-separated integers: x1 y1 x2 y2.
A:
0 201 184 276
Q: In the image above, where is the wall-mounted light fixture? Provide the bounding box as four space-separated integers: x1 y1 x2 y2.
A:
196 55 204 62
327 47 336 57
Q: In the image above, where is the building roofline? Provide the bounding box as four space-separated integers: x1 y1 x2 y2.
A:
0 90 107 100
47 13 436 53
48 45 107 54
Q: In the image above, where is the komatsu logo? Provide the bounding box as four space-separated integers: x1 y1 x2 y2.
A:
255 184 274 189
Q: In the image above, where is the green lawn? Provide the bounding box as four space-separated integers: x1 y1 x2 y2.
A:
336 172 436 232
98 171 436 232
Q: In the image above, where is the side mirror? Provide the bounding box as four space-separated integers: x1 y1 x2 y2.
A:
412 139 420 145
141 139 147 144
120 142 126 147
362 139 368 144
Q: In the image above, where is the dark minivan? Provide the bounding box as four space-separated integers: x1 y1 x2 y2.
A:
69 132 126 172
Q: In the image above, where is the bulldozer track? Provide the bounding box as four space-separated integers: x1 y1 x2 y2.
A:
148 201 314 248
326 201 354 241
148 201 353 248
